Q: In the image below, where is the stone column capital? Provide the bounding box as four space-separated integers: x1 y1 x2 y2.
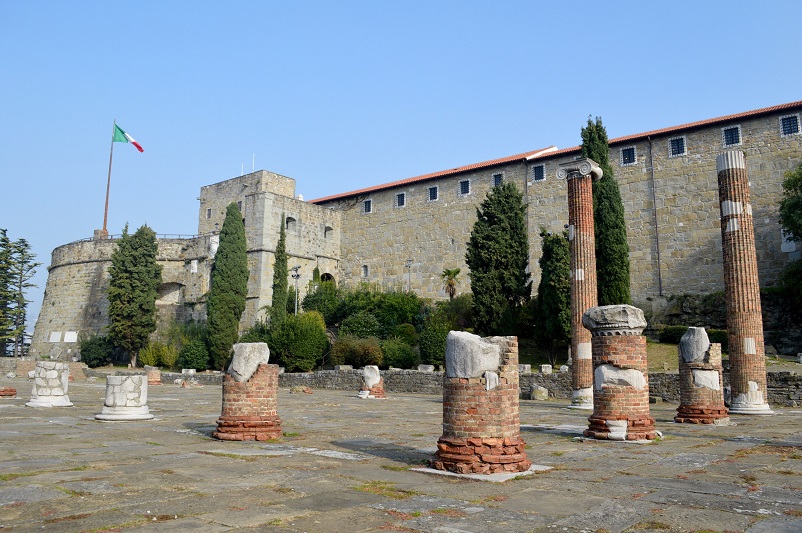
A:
557 158 603 181
582 305 647 336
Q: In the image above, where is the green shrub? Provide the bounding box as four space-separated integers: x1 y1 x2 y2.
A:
239 320 270 344
331 336 383 367
339 311 381 338
302 281 342 325
373 291 422 336
708 329 729 354
419 318 450 366
271 311 329 372
138 342 162 367
79 335 114 368
434 293 474 330
381 338 419 369
389 323 418 346
177 339 210 371
658 325 689 344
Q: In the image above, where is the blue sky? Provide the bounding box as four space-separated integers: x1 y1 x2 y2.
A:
2 1 801 331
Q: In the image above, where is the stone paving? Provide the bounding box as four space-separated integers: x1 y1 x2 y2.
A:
1 374 801 532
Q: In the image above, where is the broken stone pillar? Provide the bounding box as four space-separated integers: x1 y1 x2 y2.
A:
358 365 386 398
95 374 154 421
144 365 162 386
717 151 773 415
558 158 603 409
213 342 281 441
582 305 658 441
675 327 729 424
432 331 531 474
26 361 73 407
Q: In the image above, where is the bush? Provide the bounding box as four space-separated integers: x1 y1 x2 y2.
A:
373 291 422 336
177 339 210 371
302 281 342 325
270 312 329 372
381 338 419 369
389 323 418 346
419 319 450 366
79 335 114 368
658 325 728 353
339 311 381 338
330 336 383 367
239 320 270 344
435 293 474 330
138 341 179 368
708 329 729 354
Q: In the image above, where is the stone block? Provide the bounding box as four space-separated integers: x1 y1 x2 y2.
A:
362 366 381 389
530 385 549 400
228 342 271 382
540 364 552 375
445 331 500 379
418 364 435 373
679 327 710 364
518 364 531 374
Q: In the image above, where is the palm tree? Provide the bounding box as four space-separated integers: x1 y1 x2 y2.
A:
441 268 461 300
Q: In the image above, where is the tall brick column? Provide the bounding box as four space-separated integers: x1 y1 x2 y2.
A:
558 158 602 409
432 332 531 474
716 151 773 415
582 305 658 441
675 327 729 424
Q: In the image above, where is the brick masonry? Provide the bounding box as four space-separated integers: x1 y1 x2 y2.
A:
213 363 282 441
675 342 729 424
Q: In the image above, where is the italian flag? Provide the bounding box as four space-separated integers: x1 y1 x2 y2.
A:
112 124 144 152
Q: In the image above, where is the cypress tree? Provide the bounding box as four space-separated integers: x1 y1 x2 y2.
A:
465 181 531 335
269 213 288 329
581 116 631 305
0 230 12 355
108 224 163 367
207 203 249 370
8 238 40 357
535 230 570 365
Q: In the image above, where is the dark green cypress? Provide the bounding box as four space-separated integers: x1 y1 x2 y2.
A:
269 213 289 329
465 181 531 335
107 224 163 367
581 116 632 305
207 203 249 370
535 230 570 364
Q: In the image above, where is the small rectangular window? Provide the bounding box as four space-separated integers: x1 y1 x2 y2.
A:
459 179 471 195
361 265 369 278
620 146 636 166
363 199 372 214
722 126 741 147
396 192 406 207
206 208 212 219
781 115 800 136
669 136 686 157
428 186 438 202
531 165 545 182
493 173 503 187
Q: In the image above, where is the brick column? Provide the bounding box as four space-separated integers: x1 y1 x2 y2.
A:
144 365 162 386
214 363 282 441
558 159 602 409
716 151 773 415
432 333 531 474
582 305 657 441
675 327 729 424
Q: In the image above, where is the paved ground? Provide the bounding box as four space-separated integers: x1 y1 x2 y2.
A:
1 375 801 533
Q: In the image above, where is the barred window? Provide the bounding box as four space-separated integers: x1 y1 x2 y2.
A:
459 179 471 195
722 126 741 147
620 146 636 166
396 193 406 208
531 164 545 182
493 173 503 187
669 136 686 157
363 199 372 213
781 115 800 136
428 186 438 201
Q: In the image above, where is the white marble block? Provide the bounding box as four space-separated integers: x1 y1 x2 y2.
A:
96 374 154 421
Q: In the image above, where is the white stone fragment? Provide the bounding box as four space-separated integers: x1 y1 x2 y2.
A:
692 369 720 390
679 327 710 363
445 331 500 379
228 342 270 382
574 268 584 281
540 364 552 374
743 337 756 355
721 200 743 216
518 364 531 374
605 419 628 440
559 365 569 373
484 371 499 391
725 218 740 233
417 364 435 373
530 385 549 400
576 342 592 360
362 365 381 389
595 364 646 391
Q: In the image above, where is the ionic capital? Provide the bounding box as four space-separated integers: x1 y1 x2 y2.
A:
557 158 603 181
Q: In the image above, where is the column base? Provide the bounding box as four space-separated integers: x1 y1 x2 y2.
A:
213 414 282 441
585 416 658 441
96 406 154 421
568 388 593 410
675 405 730 424
26 396 73 407
431 436 531 475
728 402 774 415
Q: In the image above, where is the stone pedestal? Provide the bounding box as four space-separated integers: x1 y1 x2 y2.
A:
26 361 73 407
96 374 154 421
717 151 773 415
432 332 530 474
145 365 162 386
582 306 658 441
675 328 729 424
559 159 603 410
213 343 281 441
359 365 386 398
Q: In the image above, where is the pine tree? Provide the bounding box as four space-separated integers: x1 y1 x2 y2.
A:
535 230 570 365
269 213 289 329
107 224 163 367
8 238 41 357
581 116 631 305
207 203 249 370
465 181 531 335
778 163 802 305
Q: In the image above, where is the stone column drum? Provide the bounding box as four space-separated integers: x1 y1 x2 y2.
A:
213 343 282 441
558 158 603 409
96 374 154 421
26 361 73 407
582 305 658 441
716 151 772 415
432 332 531 474
358 365 386 398
675 327 729 424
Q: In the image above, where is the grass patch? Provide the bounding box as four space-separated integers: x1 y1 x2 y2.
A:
0 471 42 481
355 481 419 500
146 441 162 446
430 508 466 517
381 464 411 472
282 431 300 437
646 342 678 371
43 513 90 524
198 451 257 462
632 521 672 530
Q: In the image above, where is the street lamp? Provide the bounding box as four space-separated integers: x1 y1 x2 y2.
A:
404 259 412 292
290 266 301 314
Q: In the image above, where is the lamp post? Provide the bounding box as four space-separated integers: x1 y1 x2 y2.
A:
405 259 412 292
290 266 301 315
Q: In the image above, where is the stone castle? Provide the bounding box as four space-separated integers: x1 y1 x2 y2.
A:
30 100 802 360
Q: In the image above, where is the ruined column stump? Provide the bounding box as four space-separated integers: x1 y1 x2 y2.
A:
675 327 729 424
145 365 162 386
26 361 73 407
432 332 531 474
0 387 17 398
717 151 773 415
358 365 386 399
583 306 658 441
96 374 154 421
213 343 281 441
559 159 603 409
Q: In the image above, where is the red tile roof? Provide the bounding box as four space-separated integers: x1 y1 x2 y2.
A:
309 100 802 204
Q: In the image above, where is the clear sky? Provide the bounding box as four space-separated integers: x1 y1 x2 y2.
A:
2 0 801 332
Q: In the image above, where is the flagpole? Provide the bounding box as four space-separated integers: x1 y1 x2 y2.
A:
103 120 116 233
